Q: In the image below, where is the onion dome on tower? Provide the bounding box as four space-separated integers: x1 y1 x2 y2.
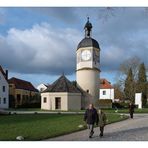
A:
77 17 100 50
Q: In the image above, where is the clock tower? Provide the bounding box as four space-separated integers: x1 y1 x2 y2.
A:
76 18 100 108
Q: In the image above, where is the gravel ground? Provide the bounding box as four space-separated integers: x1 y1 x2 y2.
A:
45 114 148 141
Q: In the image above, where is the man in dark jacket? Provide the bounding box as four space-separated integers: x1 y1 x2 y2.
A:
129 102 135 119
84 104 98 138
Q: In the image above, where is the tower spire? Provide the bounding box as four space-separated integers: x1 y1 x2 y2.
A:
87 16 89 21
84 17 92 38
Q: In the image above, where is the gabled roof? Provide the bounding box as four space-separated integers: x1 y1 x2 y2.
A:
44 84 49 87
100 78 113 89
0 65 7 81
8 77 38 92
43 75 80 93
37 83 48 88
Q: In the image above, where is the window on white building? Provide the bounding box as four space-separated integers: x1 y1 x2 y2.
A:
43 97 47 103
3 98 6 104
86 89 89 93
103 91 106 95
40 88 44 92
3 86 5 92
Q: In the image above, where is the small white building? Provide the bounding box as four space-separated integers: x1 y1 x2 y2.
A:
37 84 48 92
41 75 81 111
0 66 9 109
135 93 142 109
99 79 114 102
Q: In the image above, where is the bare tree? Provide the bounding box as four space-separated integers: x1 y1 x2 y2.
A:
113 83 124 101
115 56 141 90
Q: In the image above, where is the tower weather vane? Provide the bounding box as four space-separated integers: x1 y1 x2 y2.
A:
84 16 92 38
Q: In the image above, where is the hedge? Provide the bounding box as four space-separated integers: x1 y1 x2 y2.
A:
112 102 130 109
98 99 112 109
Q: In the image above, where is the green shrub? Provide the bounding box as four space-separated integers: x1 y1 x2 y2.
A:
98 99 112 109
143 104 148 108
17 103 41 108
112 102 129 109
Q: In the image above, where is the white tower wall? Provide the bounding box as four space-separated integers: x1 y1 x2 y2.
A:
76 69 99 107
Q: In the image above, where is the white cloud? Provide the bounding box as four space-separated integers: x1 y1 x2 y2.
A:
0 22 82 75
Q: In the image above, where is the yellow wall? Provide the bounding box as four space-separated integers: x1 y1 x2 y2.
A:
41 92 81 111
9 84 15 96
41 92 68 111
9 84 39 106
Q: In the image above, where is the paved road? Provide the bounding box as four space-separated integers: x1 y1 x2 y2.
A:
45 114 148 141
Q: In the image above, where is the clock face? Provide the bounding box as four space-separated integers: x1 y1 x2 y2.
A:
81 50 91 61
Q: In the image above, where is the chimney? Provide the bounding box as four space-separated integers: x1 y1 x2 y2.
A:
5 70 8 80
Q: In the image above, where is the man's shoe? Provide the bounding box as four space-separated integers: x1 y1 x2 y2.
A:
91 131 94 135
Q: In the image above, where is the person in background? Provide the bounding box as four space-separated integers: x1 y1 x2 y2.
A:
129 102 135 119
84 104 98 138
98 109 107 138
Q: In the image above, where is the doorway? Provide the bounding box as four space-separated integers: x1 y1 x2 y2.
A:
17 94 21 105
55 97 61 109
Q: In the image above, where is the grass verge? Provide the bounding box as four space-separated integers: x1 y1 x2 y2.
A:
103 108 148 114
0 113 128 141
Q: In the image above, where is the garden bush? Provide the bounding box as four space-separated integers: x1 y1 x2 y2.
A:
98 99 112 108
112 102 130 109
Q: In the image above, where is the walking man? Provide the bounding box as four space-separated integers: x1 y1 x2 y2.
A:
84 104 98 138
98 109 107 137
129 102 135 119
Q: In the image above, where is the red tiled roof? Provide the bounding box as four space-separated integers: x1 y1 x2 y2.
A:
8 77 38 92
100 78 113 89
0 65 7 81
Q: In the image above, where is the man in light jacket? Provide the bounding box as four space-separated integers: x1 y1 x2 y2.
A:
98 109 107 137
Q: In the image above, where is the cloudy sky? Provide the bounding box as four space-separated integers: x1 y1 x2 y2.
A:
0 7 148 87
